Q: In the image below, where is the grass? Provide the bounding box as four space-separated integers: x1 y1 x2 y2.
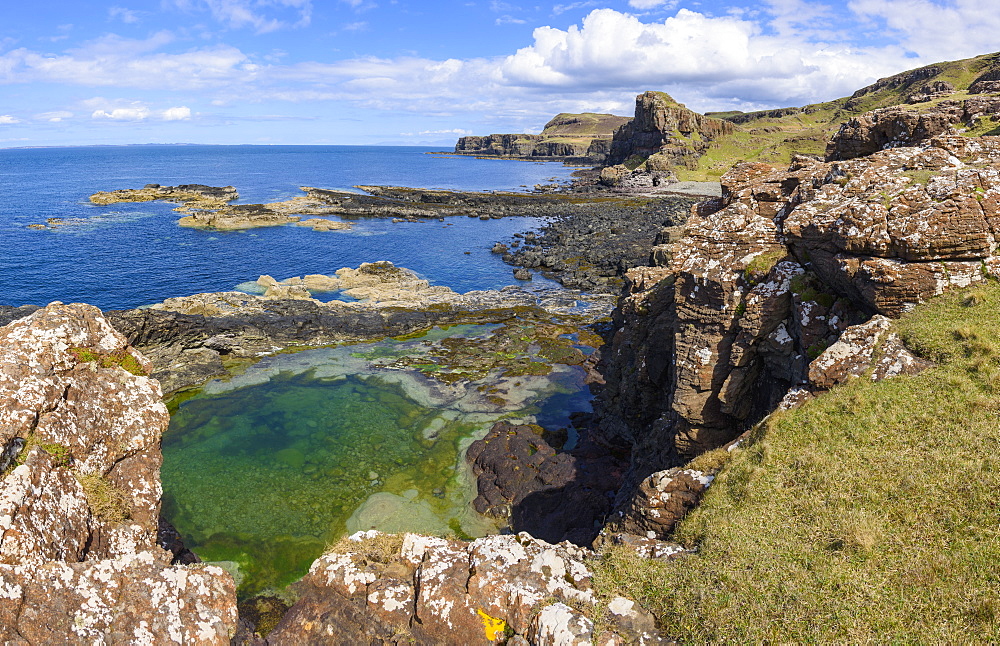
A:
593 281 1000 642
77 473 132 522
325 531 405 565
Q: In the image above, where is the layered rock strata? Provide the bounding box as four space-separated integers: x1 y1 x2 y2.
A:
598 133 1000 484
454 112 630 163
826 98 1000 160
0 303 237 642
605 91 736 171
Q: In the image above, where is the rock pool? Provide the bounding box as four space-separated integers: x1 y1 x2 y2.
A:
161 323 595 596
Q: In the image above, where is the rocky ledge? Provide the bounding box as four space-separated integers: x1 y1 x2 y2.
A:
269 530 665 645
0 302 238 642
102 261 613 396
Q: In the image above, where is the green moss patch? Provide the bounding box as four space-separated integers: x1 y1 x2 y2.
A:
68 346 147 376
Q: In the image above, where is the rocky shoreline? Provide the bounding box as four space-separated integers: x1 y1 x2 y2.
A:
7 78 1000 640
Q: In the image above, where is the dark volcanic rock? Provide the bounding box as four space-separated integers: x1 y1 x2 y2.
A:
503 195 698 292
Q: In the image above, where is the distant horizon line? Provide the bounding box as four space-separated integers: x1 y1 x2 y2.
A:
0 142 456 151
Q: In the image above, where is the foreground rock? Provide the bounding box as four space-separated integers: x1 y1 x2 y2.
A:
269 531 664 645
0 303 237 642
598 132 1000 485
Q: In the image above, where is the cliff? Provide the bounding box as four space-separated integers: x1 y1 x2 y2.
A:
0 303 237 642
606 91 736 169
453 112 629 163
597 125 1000 476
671 51 1000 179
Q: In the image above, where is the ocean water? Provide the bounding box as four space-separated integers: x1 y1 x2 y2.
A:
0 145 578 309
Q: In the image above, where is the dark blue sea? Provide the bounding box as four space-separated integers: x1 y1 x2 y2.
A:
0 145 578 309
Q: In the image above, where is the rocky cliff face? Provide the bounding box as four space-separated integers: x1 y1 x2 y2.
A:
606 91 736 169
598 129 1000 482
827 97 1000 160
0 303 237 642
454 112 629 163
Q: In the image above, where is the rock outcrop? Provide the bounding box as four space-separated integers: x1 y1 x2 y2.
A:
269 531 664 645
454 112 630 163
826 99 1000 160
598 133 1000 483
103 262 613 396
605 91 736 172
466 421 625 546
0 303 237 642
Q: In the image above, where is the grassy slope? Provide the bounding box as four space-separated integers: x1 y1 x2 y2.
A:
676 52 1000 180
594 282 1000 641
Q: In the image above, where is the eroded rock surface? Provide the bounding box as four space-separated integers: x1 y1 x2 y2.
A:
466 421 624 545
0 303 237 643
268 531 665 645
106 262 613 396
598 133 1000 482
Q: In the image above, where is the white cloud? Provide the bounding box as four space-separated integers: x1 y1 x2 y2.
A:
552 2 599 16
495 8 913 109
108 6 141 24
627 0 678 9
418 128 473 135
0 34 252 90
0 115 19 124
162 106 192 120
848 0 1000 60
92 106 150 121
496 16 527 25
168 0 312 33
36 111 73 122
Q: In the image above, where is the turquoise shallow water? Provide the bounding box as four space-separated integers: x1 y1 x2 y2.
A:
162 325 594 596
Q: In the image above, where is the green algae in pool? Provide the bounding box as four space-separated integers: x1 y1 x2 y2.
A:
160 324 593 597
162 372 485 596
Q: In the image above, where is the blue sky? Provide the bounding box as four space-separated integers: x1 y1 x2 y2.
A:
0 0 995 147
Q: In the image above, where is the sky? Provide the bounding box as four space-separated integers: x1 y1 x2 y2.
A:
0 0 997 147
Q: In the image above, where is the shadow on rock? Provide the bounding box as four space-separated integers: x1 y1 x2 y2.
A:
467 419 627 546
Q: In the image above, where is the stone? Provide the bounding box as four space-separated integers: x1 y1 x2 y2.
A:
597 133 1000 486
269 531 655 644
808 315 892 389
600 468 715 540
0 552 236 644
0 303 238 642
